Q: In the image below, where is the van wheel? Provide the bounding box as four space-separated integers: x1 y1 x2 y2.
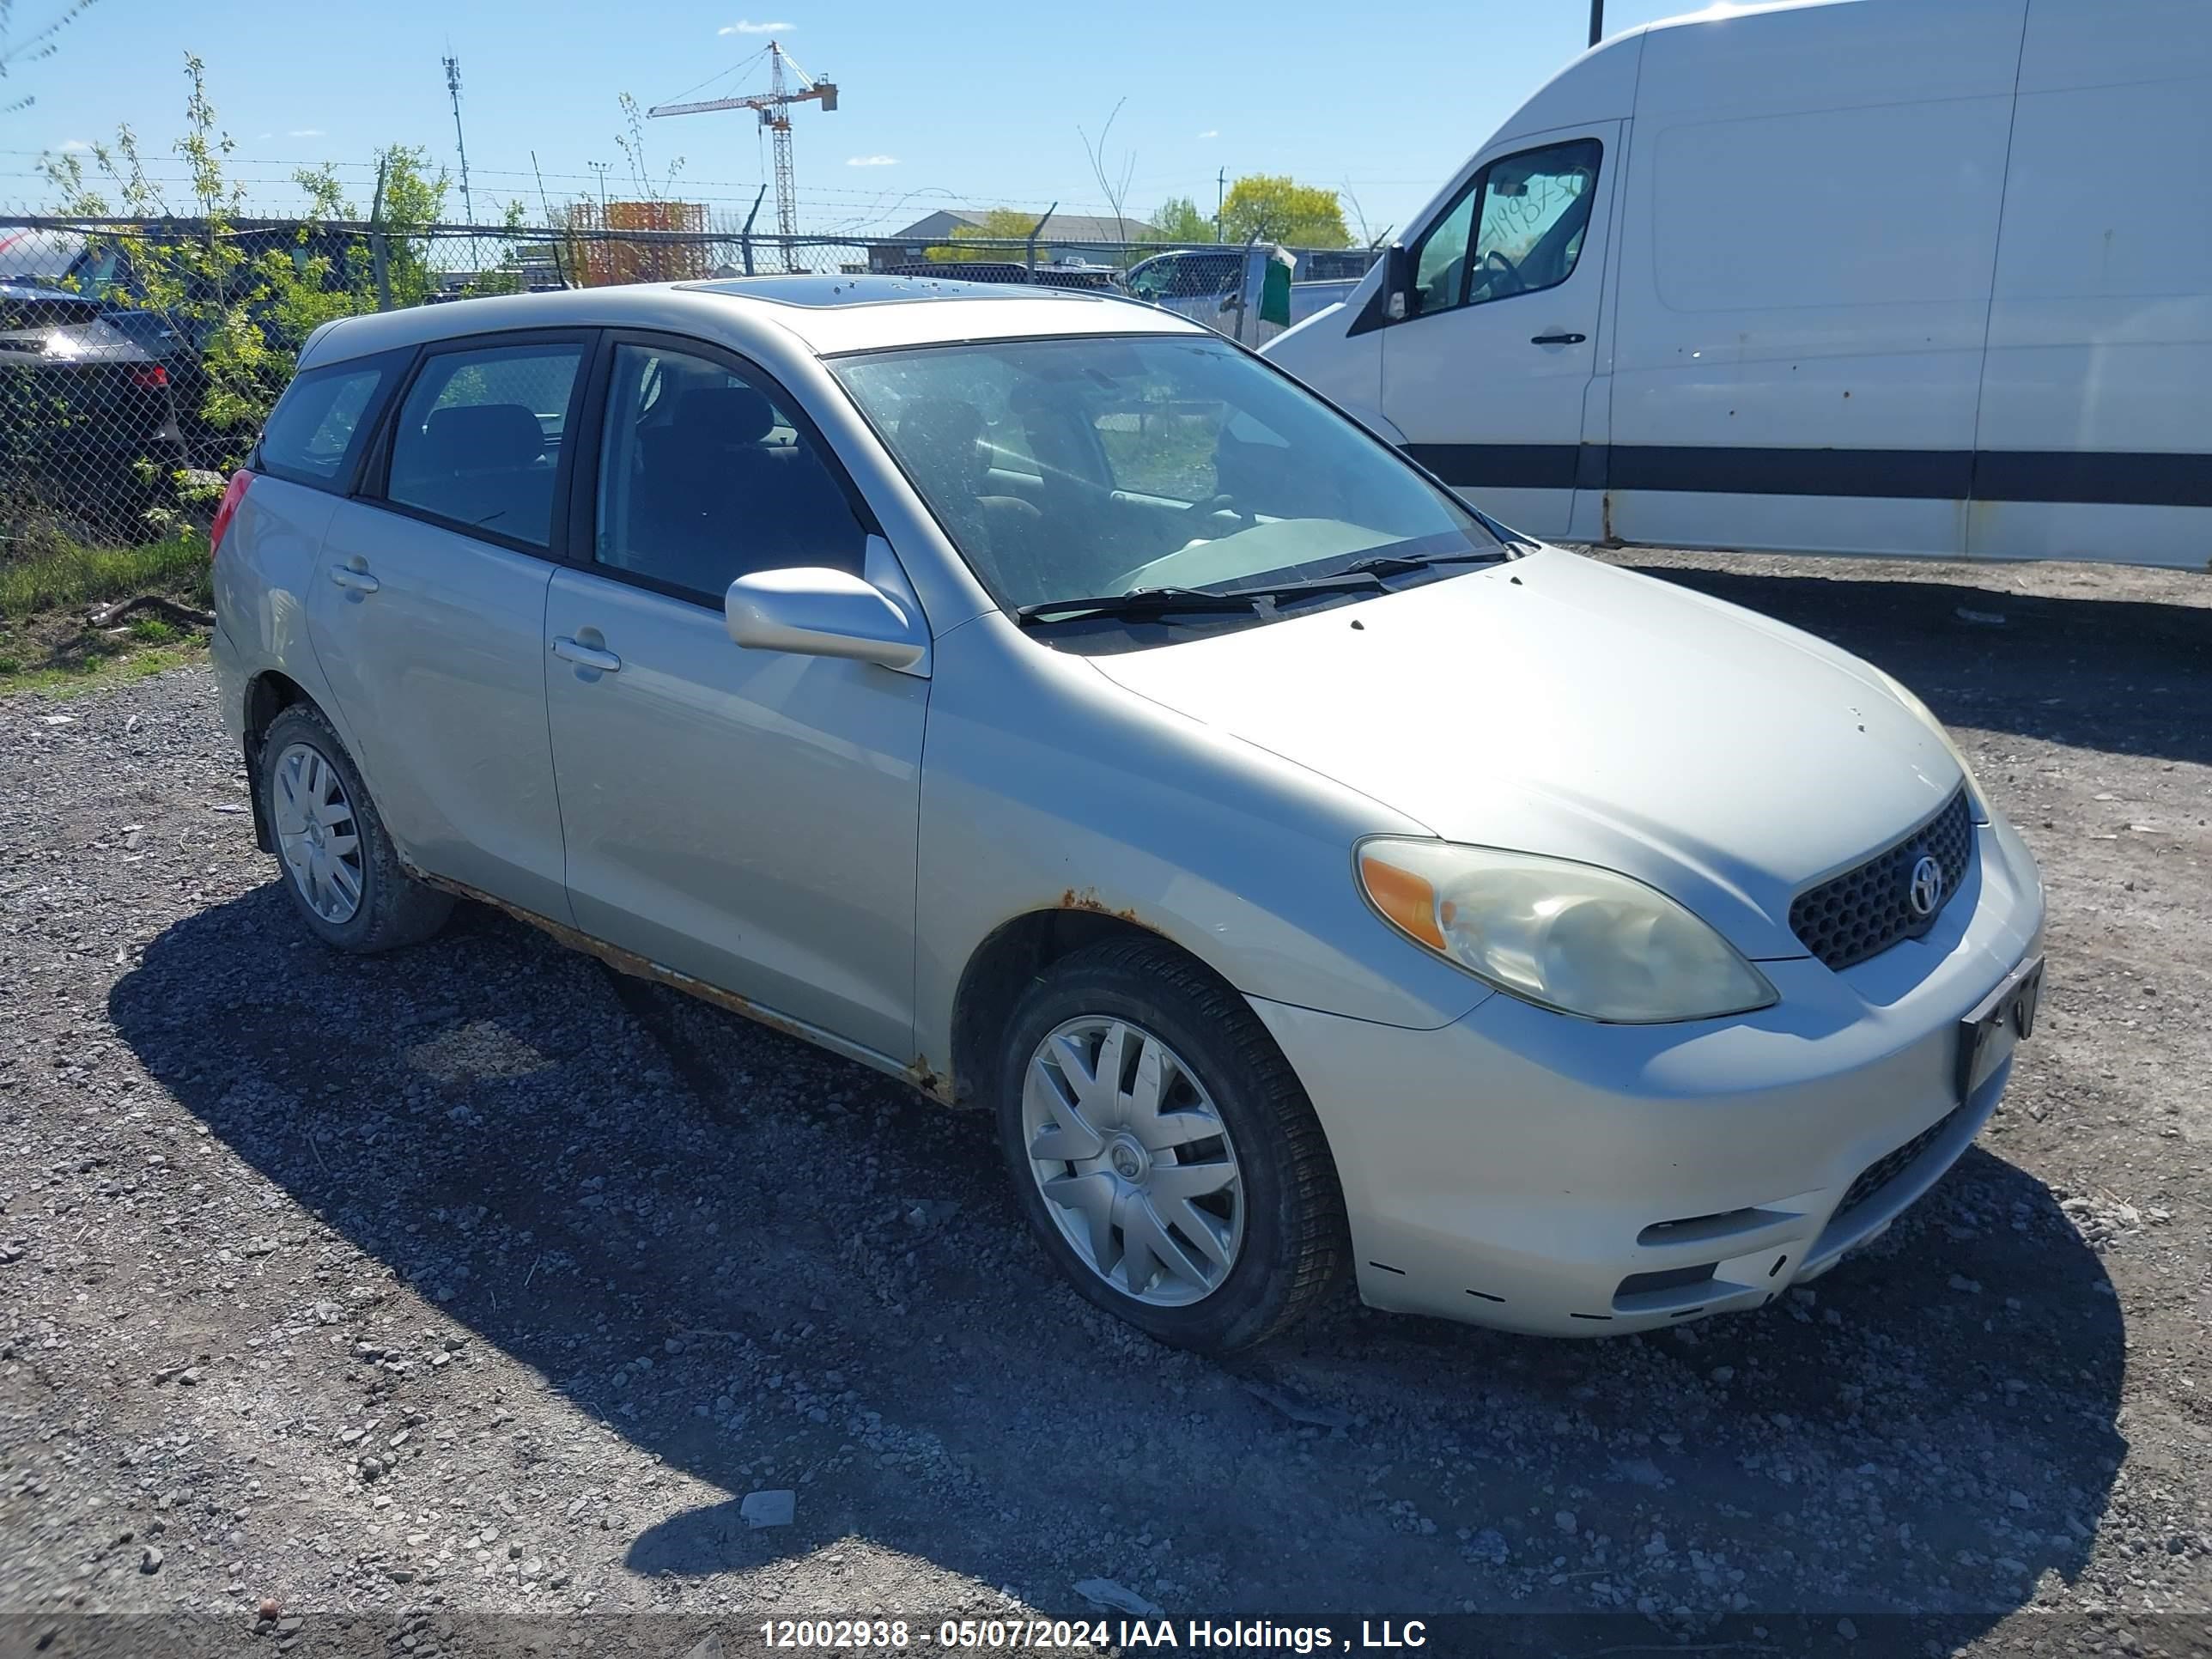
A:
258 703 453 953
995 937 1347 1352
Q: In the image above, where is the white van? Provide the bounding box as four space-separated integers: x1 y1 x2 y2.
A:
1261 0 2211 569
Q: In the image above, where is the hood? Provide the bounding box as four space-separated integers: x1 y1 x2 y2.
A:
1086 549 1966 959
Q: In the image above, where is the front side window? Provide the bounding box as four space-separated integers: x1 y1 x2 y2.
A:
833 333 1499 630
1406 138 1601 319
594 343 866 600
385 342 581 546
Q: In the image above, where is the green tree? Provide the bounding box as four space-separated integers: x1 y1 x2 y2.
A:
1148 195 1212 244
1218 174 1350 249
40 55 437 532
925 208 1042 262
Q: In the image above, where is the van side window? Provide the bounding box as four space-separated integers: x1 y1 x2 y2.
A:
257 356 394 489
385 343 582 548
1406 138 1602 319
593 343 866 602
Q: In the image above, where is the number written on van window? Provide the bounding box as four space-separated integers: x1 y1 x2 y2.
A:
1407 138 1602 319
593 343 866 601
385 343 582 548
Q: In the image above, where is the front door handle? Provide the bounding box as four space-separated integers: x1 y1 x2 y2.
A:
551 636 622 673
327 564 380 593
1531 332 1587 346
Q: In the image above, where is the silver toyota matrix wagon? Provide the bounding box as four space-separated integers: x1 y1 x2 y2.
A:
211 276 2045 1353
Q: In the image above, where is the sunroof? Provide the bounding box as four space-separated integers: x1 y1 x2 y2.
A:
680 274 1098 309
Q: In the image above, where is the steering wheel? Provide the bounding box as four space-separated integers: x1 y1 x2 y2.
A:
1479 248 1524 296
1182 492 1255 529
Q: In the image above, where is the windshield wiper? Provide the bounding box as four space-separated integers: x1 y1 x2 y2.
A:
1340 547 1515 579
1471 511 1543 551
1017 573 1384 626
1016 586 1267 625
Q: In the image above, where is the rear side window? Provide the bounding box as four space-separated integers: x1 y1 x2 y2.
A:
258 358 393 489
385 342 582 548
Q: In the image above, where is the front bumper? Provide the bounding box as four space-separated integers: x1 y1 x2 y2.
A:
1251 812 2045 1337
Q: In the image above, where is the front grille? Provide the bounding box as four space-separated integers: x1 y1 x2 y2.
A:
1790 788 1974 970
1834 1104 1960 1222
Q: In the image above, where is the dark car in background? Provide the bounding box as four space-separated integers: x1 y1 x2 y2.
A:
0 282 184 528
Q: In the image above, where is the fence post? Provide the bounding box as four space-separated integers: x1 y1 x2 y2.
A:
1024 202 1056 276
368 157 393 313
739 185 766 277
1227 233 1262 343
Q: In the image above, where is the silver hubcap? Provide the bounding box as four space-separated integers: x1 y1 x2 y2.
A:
271 741 363 925
1022 1017 1243 1307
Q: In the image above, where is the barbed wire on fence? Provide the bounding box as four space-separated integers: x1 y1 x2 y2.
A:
0 210 1380 551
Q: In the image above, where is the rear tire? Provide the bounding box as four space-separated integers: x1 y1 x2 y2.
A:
995 936 1347 1352
258 703 453 953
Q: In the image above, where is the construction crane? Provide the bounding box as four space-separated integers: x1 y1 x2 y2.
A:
648 42 836 259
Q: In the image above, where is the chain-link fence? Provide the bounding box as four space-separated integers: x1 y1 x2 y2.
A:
0 213 1379 552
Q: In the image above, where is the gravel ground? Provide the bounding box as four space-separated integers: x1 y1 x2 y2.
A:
2 548 2209 1656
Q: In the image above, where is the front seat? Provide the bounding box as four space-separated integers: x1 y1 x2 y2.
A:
895 399 1045 595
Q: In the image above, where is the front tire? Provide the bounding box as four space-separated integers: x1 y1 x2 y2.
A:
258 703 453 953
996 937 1347 1352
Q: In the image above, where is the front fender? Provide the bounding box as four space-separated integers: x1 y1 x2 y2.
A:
912 617 1492 1075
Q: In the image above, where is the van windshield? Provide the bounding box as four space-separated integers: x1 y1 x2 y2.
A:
830 334 1504 631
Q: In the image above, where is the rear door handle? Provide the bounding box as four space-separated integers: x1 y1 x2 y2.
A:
327 564 380 593
551 636 622 673
1530 332 1587 346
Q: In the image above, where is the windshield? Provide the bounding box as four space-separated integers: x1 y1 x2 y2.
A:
830 334 1499 625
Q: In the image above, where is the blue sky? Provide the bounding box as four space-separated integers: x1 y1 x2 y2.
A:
9 0 1698 237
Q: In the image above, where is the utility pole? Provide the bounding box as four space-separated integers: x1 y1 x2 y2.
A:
1216 167 1225 243
587 160 612 217
442 54 474 223
1589 0 1604 46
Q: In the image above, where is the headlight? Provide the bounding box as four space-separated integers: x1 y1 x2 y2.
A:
1356 840 1778 1024
1868 665 1989 823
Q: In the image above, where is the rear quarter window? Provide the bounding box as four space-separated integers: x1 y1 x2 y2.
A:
257 354 402 489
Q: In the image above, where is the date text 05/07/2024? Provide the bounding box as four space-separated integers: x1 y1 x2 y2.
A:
758 1618 1429 1651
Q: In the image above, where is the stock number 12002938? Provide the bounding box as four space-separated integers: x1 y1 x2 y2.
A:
759 1619 1113 1648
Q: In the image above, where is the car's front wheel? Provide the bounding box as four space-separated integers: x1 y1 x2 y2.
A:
995 937 1347 1352
258 702 453 953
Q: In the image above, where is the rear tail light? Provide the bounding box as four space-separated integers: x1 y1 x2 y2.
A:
129 363 170 389
210 469 254 561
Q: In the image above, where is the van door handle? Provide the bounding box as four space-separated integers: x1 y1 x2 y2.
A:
551 636 622 673
327 563 380 594
1530 332 1587 346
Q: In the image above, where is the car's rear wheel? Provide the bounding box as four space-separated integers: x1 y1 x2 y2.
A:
258 703 453 953
995 936 1346 1352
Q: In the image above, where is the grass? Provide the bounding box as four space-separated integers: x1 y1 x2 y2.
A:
0 522 214 696
0 526 212 620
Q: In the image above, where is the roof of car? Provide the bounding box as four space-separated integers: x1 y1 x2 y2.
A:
296 275 1204 374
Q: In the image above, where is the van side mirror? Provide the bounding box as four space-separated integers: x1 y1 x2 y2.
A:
1383 244 1411 320
725 567 927 672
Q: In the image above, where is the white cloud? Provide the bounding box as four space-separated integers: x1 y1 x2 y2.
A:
289 128 325 138
845 154 897 167
58 137 92 152
1196 129 1220 139
719 19 793 33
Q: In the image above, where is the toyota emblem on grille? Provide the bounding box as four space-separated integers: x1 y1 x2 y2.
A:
1908 853 1946 917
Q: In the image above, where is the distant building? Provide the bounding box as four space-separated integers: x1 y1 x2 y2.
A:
870 209 1156 271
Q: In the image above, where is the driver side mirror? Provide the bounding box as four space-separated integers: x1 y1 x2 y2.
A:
1383 243 1411 320
725 566 927 672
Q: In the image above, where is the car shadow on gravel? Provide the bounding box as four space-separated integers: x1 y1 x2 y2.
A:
1628 563 2212 767
109 883 2128 1627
